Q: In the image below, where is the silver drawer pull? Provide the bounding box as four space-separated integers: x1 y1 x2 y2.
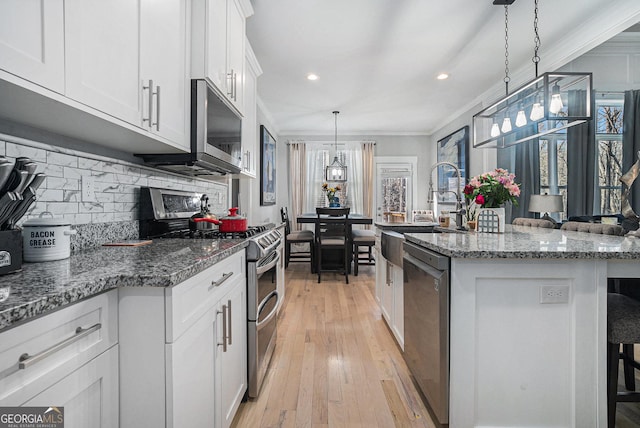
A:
18 323 102 370
209 272 233 290
217 305 228 352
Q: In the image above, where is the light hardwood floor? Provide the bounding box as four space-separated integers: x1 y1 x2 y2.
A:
232 262 640 427
231 263 437 428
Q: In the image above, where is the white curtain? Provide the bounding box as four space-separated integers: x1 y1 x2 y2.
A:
304 141 366 215
288 141 306 231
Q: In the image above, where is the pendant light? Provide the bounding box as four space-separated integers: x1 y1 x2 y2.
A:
325 111 347 182
472 0 592 148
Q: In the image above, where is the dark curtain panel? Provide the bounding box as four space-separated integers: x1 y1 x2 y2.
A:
566 90 596 217
498 140 540 221
623 90 640 214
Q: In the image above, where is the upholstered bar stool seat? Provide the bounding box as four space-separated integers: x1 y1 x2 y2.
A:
561 221 625 236
281 207 315 271
352 229 375 276
512 217 555 228
608 292 640 427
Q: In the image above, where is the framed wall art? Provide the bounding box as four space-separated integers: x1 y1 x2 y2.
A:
436 125 469 204
260 125 276 206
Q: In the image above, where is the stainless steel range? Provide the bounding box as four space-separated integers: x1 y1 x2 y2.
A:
140 187 282 398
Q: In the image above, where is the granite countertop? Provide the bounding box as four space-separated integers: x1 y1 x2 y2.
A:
0 238 248 332
405 224 640 259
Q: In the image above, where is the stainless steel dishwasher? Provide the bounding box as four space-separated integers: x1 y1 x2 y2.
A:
403 239 450 425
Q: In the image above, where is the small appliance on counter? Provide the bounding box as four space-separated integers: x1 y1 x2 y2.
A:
0 156 46 273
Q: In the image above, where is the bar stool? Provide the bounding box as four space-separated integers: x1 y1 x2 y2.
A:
607 292 640 427
280 207 314 271
351 229 375 276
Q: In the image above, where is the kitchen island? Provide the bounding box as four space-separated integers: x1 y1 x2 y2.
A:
405 225 640 428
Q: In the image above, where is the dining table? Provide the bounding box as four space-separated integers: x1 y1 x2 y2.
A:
296 211 373 273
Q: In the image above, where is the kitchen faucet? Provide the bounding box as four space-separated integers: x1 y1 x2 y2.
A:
427 161 466 229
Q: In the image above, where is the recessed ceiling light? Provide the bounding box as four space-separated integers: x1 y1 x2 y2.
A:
437 73 449 80
307 73 319 81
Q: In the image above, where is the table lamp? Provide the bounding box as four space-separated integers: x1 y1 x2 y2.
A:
528 194 564 225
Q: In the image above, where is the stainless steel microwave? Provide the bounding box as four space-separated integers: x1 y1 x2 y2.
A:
138 79 242 176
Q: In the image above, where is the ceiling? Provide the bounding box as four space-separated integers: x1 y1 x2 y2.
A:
246 0 640 136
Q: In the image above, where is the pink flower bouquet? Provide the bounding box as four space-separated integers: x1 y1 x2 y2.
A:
463 168 520 208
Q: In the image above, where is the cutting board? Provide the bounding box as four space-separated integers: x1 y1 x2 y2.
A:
103 240 152 247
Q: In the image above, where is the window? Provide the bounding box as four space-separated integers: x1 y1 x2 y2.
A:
304 142 364 214
595 97 623 215
538 133 567 220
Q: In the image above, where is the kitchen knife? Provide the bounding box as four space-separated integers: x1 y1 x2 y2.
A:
3 173 45 230
13 162 37 195
0 157 30 197
0 192 18 226
0 162 13 196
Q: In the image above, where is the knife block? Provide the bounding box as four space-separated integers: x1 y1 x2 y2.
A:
0 229 22 275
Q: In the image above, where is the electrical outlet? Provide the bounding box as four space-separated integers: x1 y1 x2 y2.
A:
540 285 570 304
81 176 96 202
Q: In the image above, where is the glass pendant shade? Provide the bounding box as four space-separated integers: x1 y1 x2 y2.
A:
549 83 564 114
501 117 512 133
490 123 500 137
515 110 527 127
529 102 544 121
472 72 592 148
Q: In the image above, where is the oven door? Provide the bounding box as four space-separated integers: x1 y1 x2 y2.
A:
248 250 280 397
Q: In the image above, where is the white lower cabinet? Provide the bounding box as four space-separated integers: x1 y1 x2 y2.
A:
120 250 247 428
23 346 119 428
376 254 404 350
0 290 119 427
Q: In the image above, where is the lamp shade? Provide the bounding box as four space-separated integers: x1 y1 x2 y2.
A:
528 194 564 214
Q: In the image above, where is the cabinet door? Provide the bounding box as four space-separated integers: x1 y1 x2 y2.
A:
392 265 404 350
226 0 245 113
240 55 257 177
166 309 216 428
23 346 119 428
140 0 188 148
380 259 393 324
0 0 64 93
217 281 247 428
65 0 141 125
206 0 228 93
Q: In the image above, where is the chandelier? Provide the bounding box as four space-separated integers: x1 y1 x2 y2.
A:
325 110 347 182
473 1 592 148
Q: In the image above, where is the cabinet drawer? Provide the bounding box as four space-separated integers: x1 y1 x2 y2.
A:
0 290 118 405
166 250 245 342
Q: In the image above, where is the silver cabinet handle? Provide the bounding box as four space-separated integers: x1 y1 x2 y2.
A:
152 85 160 131
232 71 237 101
227 71 234 99
208 272 233 291
227 299 232 345
142 79 153 127
217 304 228 352
18 323 102 369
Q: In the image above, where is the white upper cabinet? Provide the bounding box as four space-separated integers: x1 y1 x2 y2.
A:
64 0 141 126
140 0 189 148
0 0 65 93
192 0 253 114
64 0 188 150
239 40 262 178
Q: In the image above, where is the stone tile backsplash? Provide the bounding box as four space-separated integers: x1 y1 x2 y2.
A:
0 135 229 250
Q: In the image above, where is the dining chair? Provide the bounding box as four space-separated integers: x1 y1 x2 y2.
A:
280 207 314 271
315 207 350 283
512 217 555 228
